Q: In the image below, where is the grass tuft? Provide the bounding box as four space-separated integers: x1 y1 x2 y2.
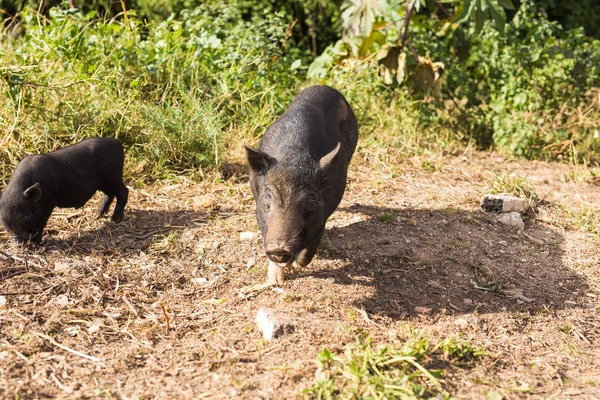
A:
304 333 483 399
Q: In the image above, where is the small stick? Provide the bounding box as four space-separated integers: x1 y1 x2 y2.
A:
0 291 41 296
0 268 27 282
0 249 16 259
50 373 73 393
33 332 101 363
160 303 170 334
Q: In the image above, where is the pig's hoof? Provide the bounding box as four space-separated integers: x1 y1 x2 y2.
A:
267 261 286 286
111 213 124 223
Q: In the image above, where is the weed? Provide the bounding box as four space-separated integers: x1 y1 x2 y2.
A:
564 204 600 236
304 333 483 399
558 325 572 333
377 211 397 223
484 173 540 204
435 336 485 363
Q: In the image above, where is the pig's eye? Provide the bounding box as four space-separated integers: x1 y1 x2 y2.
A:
264 191 273 211
304 194 319 212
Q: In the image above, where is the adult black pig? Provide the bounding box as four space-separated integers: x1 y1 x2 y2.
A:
245 85 358 285
0 137 128 244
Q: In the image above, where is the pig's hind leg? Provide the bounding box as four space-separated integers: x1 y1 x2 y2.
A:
96 194 114 218
111 183 129 223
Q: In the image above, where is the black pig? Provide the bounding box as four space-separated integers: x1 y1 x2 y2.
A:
245 85 358 284
0 137 128 244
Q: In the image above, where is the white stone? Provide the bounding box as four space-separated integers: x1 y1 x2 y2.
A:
239 232 256 241
496 212 525 230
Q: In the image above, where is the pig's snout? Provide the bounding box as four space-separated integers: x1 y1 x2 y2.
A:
265 246 294 265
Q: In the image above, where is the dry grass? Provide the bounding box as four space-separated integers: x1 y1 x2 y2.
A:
1 148 600 399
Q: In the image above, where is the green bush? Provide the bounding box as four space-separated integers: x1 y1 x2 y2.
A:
308 0 600 164
446 1 600 161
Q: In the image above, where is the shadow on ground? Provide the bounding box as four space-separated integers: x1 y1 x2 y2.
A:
299 203 588 318
44 209 208 255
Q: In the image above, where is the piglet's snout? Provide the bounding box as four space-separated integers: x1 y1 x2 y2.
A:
265 244 294 264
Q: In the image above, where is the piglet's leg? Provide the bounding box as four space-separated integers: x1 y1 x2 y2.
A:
111 184 129 223
96 195 114 218
267 260 285 285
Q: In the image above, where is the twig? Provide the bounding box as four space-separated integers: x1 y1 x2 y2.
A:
0 249 16 259
406 40 420 63
0 291 42 296
160 303 170 334
354 306 386 329
32 332 101 363
50 373 73 393
433 0 451 17
0 268 28 282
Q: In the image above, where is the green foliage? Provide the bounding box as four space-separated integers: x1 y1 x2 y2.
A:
447 1 600 161
378 211 397 222
0 4 302 180
531 0 600 39
1 0 343 56
456 0 515 34
304 333 483 399
309 0 600 163
309 0 515 84
2 0 600 184
435 336 486 363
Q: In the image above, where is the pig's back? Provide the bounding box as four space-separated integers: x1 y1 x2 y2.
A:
50 137 123 165
260 86 357 162
46 137 125 207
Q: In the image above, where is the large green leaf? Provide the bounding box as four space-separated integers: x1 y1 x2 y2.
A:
455 0 475 24
487 0 507 34
496 0 515 10
358 29 386 57
475 1 489 32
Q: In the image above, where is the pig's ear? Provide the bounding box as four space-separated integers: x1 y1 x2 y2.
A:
23 183 42 202
245 145 273 173
319 142 341 170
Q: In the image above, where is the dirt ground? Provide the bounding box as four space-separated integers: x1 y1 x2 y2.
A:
1 149 599 399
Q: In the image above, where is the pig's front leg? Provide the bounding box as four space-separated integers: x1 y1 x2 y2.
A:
267 260 286 285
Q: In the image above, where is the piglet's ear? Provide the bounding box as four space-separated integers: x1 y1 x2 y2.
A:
245 145 274 173
23 183 42 202
319 142 341 171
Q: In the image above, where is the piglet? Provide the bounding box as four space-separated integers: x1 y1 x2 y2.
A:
0 137 128 244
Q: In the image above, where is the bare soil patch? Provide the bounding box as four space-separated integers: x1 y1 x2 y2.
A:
1 150 599 399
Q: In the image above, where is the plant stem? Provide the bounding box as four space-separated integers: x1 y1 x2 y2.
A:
399 1 415 48
433 0 452 17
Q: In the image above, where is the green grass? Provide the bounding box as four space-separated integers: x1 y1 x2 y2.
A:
0 5 461 184
564 203 600 236
483 173 540 204
377 212 397 223
303 333 483 399
0 5 302 181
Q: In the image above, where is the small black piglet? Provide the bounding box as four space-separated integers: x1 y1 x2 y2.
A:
0 137 128 244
